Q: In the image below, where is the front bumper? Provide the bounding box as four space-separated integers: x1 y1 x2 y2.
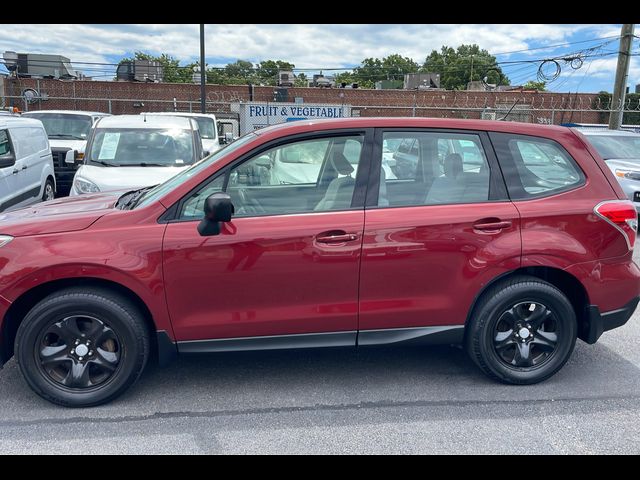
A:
584 296 640 344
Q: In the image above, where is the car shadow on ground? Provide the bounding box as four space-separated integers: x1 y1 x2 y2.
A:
1 339 639 416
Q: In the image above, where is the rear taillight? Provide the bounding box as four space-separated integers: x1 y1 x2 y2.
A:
594 200 638 250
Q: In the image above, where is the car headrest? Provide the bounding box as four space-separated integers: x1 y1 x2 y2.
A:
332 151 354 176
444 153 463 178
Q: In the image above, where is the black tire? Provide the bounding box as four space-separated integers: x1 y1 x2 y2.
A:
42 178 55 202
15 287 150 407
466 275 577 385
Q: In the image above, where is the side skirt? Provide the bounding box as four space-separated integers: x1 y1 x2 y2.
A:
170 326 465 356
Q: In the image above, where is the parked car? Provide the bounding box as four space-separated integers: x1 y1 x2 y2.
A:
70 114 205 196
0 117 638 407
141 112 223 155
0 115 55 212
578 129 640 213
21 110 110 197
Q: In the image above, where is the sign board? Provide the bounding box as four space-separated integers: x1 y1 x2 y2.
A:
231 102 352 136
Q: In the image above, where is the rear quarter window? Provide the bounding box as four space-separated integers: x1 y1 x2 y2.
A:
490 132 585 199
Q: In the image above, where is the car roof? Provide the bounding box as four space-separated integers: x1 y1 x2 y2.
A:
95 114 196 129
22 110 110 117
251 117 574 138
576 128 640 137
0 116 47 130
142 112 217 120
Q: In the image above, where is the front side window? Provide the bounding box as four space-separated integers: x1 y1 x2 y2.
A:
22 113 92 140
178 134 365 219
88 128 195 167
491 133 585 199
377 131 491 207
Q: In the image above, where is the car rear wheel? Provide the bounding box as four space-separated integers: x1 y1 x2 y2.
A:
42 178 55 201
466 275 577 385
15 287 150 407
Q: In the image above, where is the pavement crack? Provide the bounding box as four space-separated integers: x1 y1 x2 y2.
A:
2 394 640 428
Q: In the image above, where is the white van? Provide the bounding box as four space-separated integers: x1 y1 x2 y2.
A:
22 110 110 196
70 114 204 195
0 116 56 212
141 112 222 155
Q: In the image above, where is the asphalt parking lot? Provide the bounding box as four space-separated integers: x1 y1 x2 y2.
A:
2 252 640 454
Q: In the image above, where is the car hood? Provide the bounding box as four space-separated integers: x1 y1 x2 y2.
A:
0 192 121 237
76 164 189 193
49 139 87 152
605 159 640 171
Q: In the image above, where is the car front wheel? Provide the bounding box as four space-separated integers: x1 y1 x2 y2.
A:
15 287 150 407
466 275 577 385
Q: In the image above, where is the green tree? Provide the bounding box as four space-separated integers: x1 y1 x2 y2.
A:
352 55 419 88
422 44 509 90
522 80 547 91
294 73 308 87
118 52 193 83
256 60 296 85
223 60 256 84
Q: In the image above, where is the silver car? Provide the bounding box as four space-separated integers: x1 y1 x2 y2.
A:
579 129 640 212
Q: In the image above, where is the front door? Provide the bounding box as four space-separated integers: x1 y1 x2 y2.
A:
163 131 372 344
358 129 521 342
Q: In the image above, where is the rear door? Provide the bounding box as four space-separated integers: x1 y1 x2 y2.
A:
7 126 43 207
357 128 521 343
0 129 16 211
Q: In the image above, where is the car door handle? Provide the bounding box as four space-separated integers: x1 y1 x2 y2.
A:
473 220 512 231
11 168 19 175
315 230 359 244
21 165 27 170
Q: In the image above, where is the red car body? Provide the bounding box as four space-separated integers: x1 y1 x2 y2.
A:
0 117 638 367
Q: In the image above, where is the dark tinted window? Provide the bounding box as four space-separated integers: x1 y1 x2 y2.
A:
22 113 92 140
490 133 585 199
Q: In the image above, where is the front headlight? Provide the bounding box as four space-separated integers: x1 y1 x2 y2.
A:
0 235 13 248
615 169 640 181
73 177 100 194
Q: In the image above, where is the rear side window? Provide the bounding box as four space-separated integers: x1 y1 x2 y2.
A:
490 133 585 199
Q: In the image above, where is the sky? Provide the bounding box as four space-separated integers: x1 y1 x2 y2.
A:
1 24 639 93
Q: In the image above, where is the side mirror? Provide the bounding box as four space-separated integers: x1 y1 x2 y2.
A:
65 150 84 166
0 153 16 169
202 150 210 158
224 132 234 144
197 192 234 236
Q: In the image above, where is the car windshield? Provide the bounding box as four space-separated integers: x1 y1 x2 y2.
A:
192 117 216 140
87 128 195 167
22 113 92 140
134 132 257 208
586 134 640 160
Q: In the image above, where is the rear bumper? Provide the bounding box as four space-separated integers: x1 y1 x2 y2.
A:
584 296 639 344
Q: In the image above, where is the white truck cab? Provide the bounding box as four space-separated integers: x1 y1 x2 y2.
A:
21 110 110 196
141 112 223 155
0 116 56 212
71 114 204 195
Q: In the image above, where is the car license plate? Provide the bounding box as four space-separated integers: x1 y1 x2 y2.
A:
634 192 640 202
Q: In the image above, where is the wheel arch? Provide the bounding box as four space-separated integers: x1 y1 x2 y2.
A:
2 277 159 362
465 266 590 342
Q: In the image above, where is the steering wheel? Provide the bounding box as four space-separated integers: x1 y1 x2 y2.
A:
237 188 267 215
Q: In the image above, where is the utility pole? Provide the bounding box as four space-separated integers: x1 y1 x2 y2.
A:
470 55 474 83
609 23 635 130
200 24 206 114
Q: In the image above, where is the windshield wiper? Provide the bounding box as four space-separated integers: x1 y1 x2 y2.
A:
133 162 172 167
117 185 157 210
91 160 117 167
49 134 85 140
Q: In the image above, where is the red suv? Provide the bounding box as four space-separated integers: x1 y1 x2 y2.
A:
0 118 638 407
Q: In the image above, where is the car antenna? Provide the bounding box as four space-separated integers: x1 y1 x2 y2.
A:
498 98 521 121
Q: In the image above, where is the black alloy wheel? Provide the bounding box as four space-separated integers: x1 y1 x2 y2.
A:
37 315 122 390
